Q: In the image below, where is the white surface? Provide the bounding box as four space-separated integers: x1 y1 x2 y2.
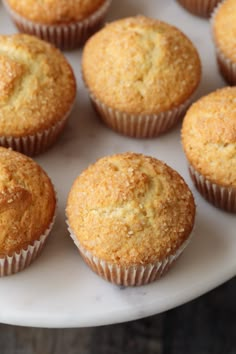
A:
0 0 235 329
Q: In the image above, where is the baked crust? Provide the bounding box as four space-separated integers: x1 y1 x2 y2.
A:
5 0 106 24
0 34 76 137
182 87 236 187
82 16 201 115
0 147 56 256
212 0 236 62
67 152 195 266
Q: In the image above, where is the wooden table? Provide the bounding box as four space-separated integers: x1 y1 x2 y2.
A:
1 277 235 354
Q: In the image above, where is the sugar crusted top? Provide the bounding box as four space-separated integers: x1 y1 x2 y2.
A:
212 0 236 62
182 87 236 187
82 16 201 115
5 0 106 24
0 34 76 137
0 147 56 256
67 152 195 266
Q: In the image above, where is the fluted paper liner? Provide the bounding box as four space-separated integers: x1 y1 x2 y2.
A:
0 203 57 277
211 2 236 85
215 48 236 85
177 0 221 17
189 164 236 213
3 0 112 50
67 222 194 286
0 100 75 156
90 93 192 138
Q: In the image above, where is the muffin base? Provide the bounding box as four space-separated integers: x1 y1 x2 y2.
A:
3 0 112 50
67 223 193 286
90 93 192 138
177 0 220 17
0 100 74 156
189 164 236 213
0 207 56 277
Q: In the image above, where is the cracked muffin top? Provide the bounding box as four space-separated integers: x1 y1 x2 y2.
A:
82 16 201 115
181 86 236 188
0 147 56 256
4 0 106 24
66 152 195 266
0 34 76 137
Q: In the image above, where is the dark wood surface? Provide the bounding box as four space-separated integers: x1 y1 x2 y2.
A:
0 276 235 354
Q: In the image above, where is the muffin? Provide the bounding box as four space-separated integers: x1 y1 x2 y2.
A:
211 0 236 85
177 0 221 18
82 16 201 138
0 147 56 276
66 152 196 286
181 87 236 212
0 34 76 156
3 0 112 50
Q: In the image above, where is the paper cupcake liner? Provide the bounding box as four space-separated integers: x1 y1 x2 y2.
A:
214 44 236 85
0 101 74 156
177 0 221 17
211 2 236 85
189 164 236 213
67 222 193 286
90 93 192 138
0 202 57 277
3 0 112 50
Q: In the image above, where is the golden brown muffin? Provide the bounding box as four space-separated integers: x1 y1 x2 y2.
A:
0 147 56 276
177 0 221 18
211 0 236 84
182 87 236 212
0 34 76 155
3 0 112 49
66 152 195 286
82 16 201 138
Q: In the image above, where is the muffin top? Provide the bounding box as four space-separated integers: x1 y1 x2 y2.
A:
212 0 236 62
67 152 195 266
182 87 236 187
0 34 76 137
82 16 201 115
5 0 106 24
0 147 56 256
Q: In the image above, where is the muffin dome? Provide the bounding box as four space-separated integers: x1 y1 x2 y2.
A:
0 34 76 154
212 0 236 84
212 0 236 64
82 16 201 116
67 153 195 267
0 147 56 257
182 87 236 188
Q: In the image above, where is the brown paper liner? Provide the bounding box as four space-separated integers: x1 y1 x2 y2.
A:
211 2 236 85
0 204 57 277
0 100 74 156
177 0 221 17
189 164 236 213
3 0 112 50
67 222 194 286
90 93 192 138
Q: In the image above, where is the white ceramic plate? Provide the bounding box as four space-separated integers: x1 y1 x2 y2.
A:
0 0 235 329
